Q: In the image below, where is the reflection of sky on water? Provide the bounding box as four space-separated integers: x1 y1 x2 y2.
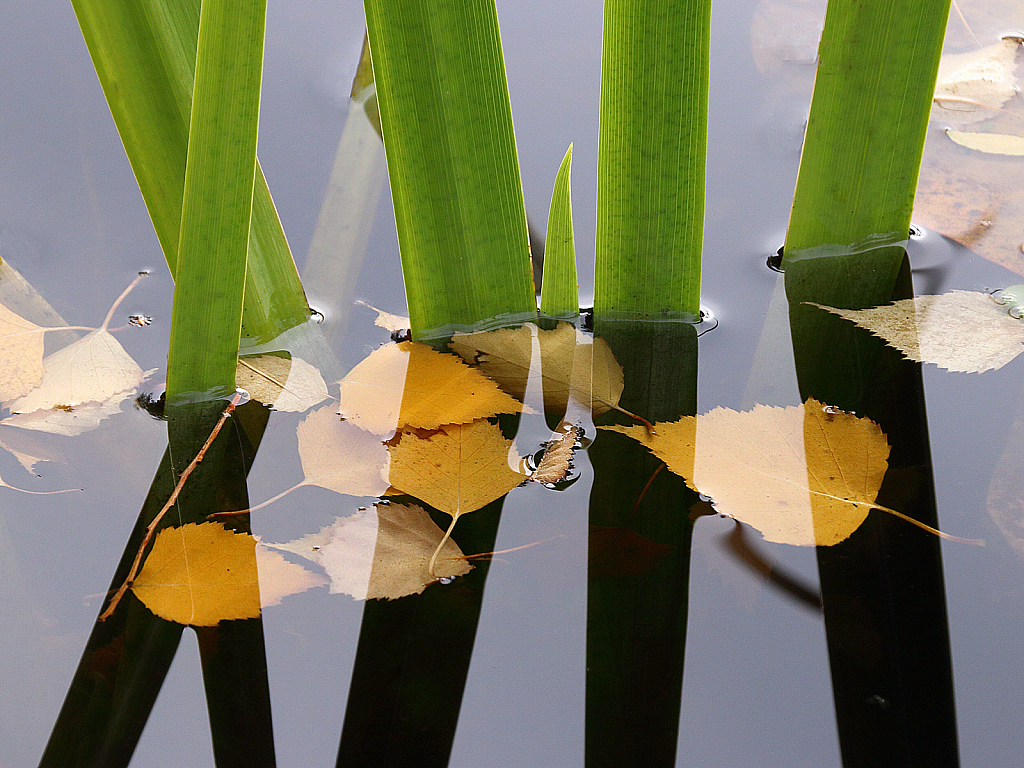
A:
2 0 1023 766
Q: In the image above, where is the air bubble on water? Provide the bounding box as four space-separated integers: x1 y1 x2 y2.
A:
233 387 251 406
438 576 455 585
909 223 924 239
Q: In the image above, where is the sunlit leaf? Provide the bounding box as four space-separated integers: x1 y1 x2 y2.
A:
386 419 525 519
602 400 891 546
263 503 472 600
337 340 523 435
946 129 1024 155
808 290 1024 372
131 522 261 626
0 302 45 403
236 353 329 412
450 321 625 417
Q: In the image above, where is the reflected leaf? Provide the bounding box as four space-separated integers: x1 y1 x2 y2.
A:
264 503 472 600
254 543 329 606
450 321 626 418
387 419 525 519
296 403 391 497
0 302 45 402
337 341 523 435
808 290 1024 372
2 395 130 437
602 400 891 546
131 522 262 626
236 353 330 412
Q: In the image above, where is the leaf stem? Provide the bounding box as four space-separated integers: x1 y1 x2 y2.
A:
428 513 461 580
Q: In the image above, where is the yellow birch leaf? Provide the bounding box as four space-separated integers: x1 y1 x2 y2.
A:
131 522 261 626
263 503 472 600
450 321 625 417
0 302 45 403
602 400 890 546
236 353 330 412
808 291 1024 373
387 419 526 518
337 341 523 435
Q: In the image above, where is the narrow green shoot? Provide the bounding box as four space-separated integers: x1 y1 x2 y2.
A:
540 144 578 320
165 0 265 401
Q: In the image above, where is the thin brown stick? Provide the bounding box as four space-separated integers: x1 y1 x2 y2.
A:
98 390 244 621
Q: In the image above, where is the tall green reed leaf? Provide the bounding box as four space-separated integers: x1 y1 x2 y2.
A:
595 0 711 322
540 144 578 321
363 0 536 340
71 0 309 343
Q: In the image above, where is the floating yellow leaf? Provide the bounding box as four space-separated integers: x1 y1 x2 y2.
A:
450 322 625 417
131 522 261 626
808 291 1024 373
236 353 329 412
387 419 525 518
946 130 1024 156
264 503 472 600
602 400 890 546
337 341 523 435
0 302 45 403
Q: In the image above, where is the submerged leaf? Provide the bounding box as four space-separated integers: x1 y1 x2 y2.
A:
296 403 391 497
355 300 410 333
946 130 1024 156
6 329 147 414
254 544 328 606
386 419 526 518
0 302 45 403
450 321 625 417
808 291 1024 372
264 503 471 600
933 37 1022 126
131 522 261 626
236 354 329 412
602 400 890 546
337 341 523 435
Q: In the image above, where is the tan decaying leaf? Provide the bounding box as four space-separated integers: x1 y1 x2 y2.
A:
946 130 1024 155
386 419 526 518
450 321 625 417
296 403 391 497
337 341 523 435
355 300 410 333
254 543 328 607
1 395 130 436
6 329 147 414
933 37 1022 125
602 400 891 546
263 503 472 600
131 522 261 626
0 302 45 403
531 424 580 484
236 353 329 412
808 291 1024 373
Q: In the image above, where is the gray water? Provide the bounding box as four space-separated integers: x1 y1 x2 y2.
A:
2 1 1023 767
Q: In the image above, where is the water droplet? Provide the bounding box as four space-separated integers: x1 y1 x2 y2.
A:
233 387 251 406
909 223 924 239
438 576 455 585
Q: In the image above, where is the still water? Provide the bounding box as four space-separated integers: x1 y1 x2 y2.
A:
2 1 1023 767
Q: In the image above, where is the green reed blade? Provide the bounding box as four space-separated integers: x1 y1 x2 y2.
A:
540 144 578 320
363 0 537 340
594 0 710 322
